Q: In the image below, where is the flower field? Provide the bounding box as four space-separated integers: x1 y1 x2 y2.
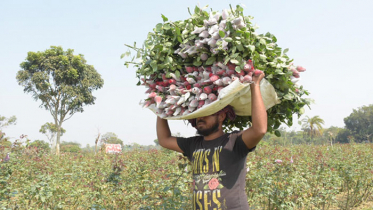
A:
1 143 372 209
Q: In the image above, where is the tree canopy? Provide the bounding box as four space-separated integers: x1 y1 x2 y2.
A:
0 115 17 130
343 104 373 143
28 140 50 152
16 46 104 154
101 132 123 146
300 115 325 139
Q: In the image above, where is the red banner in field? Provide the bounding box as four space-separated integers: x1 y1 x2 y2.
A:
105 144 122 153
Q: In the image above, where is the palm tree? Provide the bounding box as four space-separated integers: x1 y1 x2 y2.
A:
301 115 325 139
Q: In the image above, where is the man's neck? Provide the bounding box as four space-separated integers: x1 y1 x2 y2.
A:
203 130 225 141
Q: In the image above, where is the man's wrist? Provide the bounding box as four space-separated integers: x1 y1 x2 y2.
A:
250 82 260 88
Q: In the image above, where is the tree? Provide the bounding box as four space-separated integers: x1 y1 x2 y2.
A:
28 140 50 153
39 122 66 151
60 141 81 153
322 126 343 146
95 130 101 154
0 115 17 153
101 132 123 146
0 115 17 130
300 115 325 140
154 139 159 146
16 46 104 155
343 104 373 143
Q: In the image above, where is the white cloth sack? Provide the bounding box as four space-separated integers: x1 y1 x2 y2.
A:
148 78 281 120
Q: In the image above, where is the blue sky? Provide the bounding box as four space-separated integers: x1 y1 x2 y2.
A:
1 0 372 146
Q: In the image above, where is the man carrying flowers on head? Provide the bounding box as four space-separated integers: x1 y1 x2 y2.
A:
156 71 267 210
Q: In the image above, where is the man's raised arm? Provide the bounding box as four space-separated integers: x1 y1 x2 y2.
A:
156 117 183 153
241 72 268 149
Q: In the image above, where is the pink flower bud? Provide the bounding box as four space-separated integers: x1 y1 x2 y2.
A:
209 75 219 82
227 69 235 76
155 96 163 108
148 92 157 98
296 66 306 72
197 100 205 108
208 93 217 101
243 64 252 72
168 79 176 84
237 71 245 76
143 100 153 108
216 69 226 76
189 99 198 108
199 93 208 100
185 66 194 73
241 75 252 83
203 86 212 94
201 53 208 61
222 77 231 85
275 159 283 163
254 70 263 76
199 30 210 38
156 85 165 92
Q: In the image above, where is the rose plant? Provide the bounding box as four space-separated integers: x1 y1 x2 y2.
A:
123 5 310 134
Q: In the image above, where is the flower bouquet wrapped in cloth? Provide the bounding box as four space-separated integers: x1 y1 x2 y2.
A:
123 5 310 135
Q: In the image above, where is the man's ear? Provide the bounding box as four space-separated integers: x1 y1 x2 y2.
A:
218 112 226 124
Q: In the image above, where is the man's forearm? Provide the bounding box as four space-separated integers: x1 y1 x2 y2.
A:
156 117 172 144
250 83 267 134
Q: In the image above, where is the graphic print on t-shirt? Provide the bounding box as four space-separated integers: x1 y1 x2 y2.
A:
192 145 227 210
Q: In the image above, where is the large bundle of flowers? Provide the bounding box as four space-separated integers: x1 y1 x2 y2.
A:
123 5 310 135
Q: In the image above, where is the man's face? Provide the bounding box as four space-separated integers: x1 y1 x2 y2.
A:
195 114 220 136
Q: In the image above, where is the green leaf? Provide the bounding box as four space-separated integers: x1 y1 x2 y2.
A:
203 185 209 190
230 53 239 59
283 93 294 100
165 56 172 63
275 69 284 75
237 44 244 51
155 23 163 32
175 70 180 78
283 48 289 54
161 14 168 22
145 59 152 65
163 24 170 30
235 66 241 72
193 60 202 66
205 56 216 65
230 59 239 65
177 36 182 43
219 30 225 38
225 37 233 42
274 130 281 137
150 61 158 72
194 6 200 14
175 27 181 36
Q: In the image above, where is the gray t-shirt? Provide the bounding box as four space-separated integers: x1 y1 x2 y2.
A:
177 131 255 210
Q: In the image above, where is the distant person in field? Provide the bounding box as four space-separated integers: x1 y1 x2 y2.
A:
156 72 267 210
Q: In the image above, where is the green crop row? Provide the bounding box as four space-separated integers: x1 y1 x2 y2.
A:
1 143 372 209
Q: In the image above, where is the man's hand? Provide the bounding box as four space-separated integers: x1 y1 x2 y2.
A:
252 70 265 85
